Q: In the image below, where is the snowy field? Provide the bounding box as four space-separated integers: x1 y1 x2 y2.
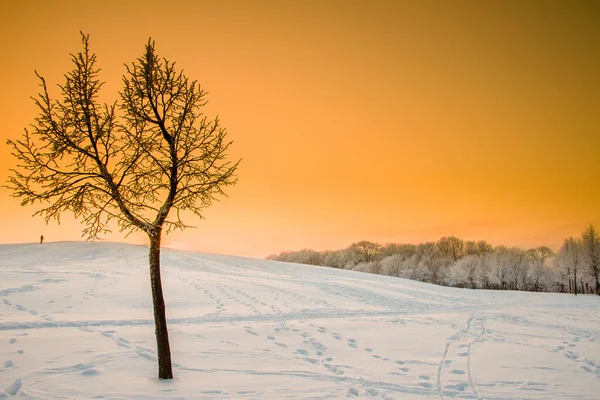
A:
1 242 599 399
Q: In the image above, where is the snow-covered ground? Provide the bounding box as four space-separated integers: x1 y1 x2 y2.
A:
0 242 599 399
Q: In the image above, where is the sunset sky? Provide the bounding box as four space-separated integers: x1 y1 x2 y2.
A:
1 1 598 257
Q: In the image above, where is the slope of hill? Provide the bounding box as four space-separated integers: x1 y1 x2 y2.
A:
1 242 599 399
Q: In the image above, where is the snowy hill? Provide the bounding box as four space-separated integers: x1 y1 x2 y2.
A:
1 242 599 399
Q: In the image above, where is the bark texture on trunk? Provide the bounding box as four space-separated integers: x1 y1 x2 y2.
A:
148 231 173 379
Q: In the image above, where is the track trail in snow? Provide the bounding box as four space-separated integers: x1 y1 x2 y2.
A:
436 313 487 399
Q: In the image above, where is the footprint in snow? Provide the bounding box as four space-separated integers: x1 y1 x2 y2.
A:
565 351 579 360
5 379 22 396
450 369 466 374
447 382 469 391
323 363 343 375
309 339 326 351
347 388 359 397
347 338 357 349
81 368 101 376
9 338 17 344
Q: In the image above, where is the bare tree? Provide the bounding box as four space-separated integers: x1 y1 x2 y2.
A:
436 236 466 263
349 240 382 263
581 224 600 295
5 34 239 379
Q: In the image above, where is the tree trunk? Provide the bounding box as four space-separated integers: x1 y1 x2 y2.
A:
574 268 578 296
148 230 173 379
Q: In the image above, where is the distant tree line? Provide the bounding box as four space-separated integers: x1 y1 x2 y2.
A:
267 225 600 295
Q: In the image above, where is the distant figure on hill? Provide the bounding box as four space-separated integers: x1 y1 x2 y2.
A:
40 234 44 244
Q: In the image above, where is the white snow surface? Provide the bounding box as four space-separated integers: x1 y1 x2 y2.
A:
1 242 599 399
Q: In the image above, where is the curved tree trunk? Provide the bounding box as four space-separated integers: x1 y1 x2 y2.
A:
148 230 173 379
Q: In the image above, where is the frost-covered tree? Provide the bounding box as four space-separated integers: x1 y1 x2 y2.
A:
5 34 239 379
556 238 584 295
527 246 553 292
268 249 325 266
506 247 528 290
381 253 426 281
416 242 446 284
352 261 382 274
581 224 600 295
323 248 358 269
487 247 511 289
381 253 404 277
446 255 481 288
474 254 494 289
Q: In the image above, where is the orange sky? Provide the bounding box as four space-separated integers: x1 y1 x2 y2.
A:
1 0 599 257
